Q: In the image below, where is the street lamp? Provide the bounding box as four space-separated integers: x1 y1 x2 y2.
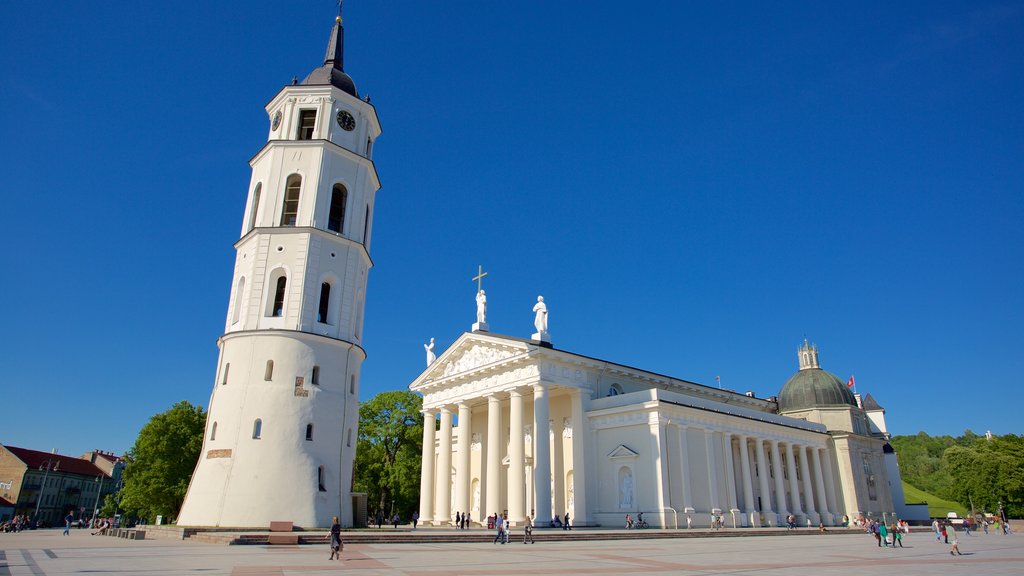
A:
91 474 105 524
33 459 60 522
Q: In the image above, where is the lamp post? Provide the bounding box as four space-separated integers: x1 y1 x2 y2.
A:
33 459 60 522
91 474 105 525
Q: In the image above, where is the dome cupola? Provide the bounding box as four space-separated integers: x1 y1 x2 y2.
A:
778 340 858 413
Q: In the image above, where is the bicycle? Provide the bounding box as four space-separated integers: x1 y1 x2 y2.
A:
635 514 649 529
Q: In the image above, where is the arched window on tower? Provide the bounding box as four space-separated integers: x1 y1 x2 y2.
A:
264 360 274 381
253 419 262 439
272 276 287 317
210 422 217 441
318 465 326 491
280 175 301 226
248 183 262 231
318 282 331 324
328 184 347 233
306 424 314 441
232 277 246 324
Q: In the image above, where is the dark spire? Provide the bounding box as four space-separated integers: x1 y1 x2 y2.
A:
301 10 357 97
323 13 345 72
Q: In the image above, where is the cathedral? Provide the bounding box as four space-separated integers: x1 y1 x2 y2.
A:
177 14 378 528
411 315 922 528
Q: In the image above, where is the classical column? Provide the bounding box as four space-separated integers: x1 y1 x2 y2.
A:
507 388 525 523
651 420 668 526
552 416 565 516
722 432 738 514
770 440 788 519
454 402 472 518
800 445 817 521
435 406 453 524
676 425 693 513
485 394 502 520
755 438 774 522
820 447 839 518
738 435 755 521
533 385 552 525
704 429 720 512
569 389 588 525
811 446 831 523
418 409 436 526
785 442 803 518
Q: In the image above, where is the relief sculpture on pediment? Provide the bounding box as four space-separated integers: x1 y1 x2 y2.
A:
442 345 516 377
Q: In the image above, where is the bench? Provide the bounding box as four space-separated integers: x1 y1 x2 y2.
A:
268 521 297 545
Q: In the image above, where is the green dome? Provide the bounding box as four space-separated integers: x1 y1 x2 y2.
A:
778 368 857 412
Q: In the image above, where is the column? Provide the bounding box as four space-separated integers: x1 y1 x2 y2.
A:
485 394 502 520
738 435 755 521
820 447 839 521
755 438 774 522
570 389 588 525
507 388 525 523
704 429 720 512
770 440 788 520
418 409 436 526
785 442 803 517
800 445 817 521
454 402 472 518
435 406 453 524
722 432 738 513
651 421 668 526
676 425 693 513
533 385 552 525
811 446 831 523
552 416 565 516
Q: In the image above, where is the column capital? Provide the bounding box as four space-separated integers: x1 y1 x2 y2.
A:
439 405 453 415
508 387 524 398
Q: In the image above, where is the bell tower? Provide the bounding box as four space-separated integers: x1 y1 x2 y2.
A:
177 12 381 528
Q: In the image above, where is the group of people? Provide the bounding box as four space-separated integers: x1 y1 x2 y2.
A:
867 519 907 549
1 514 35 532
453 511 472 529
372 511 403 529
490 512 544 544
624 512 646 529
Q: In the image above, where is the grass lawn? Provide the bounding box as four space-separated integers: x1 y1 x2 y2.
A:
902 481 967 518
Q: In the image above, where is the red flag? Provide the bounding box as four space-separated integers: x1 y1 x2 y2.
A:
847 375 855 389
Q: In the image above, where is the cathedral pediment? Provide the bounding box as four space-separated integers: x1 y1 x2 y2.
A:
411 333 531 391
607 445 639 460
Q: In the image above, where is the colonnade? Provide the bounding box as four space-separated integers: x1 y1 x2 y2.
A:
669 424 839 527
418 385 587 526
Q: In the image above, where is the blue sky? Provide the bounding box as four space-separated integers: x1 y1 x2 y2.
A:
3 2 1022 457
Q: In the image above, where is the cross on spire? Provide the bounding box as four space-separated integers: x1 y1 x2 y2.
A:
472 265 489 293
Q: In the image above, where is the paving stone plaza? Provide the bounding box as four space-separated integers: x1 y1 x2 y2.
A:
2 527 1021 575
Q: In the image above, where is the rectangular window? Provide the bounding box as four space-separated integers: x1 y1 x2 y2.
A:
222 363 230 386
312 365 320 385
297 110 317 140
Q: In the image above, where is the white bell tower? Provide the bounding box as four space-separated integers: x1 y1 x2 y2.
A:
178 13 381 528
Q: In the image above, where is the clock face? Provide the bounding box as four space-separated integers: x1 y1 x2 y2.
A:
271 111 281 131
336 110 356 131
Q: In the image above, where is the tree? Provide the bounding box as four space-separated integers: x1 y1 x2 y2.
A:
353 391 423 520
118 400 206 523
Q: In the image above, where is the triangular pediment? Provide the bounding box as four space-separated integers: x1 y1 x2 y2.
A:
411 332 530 391
607 445 639 460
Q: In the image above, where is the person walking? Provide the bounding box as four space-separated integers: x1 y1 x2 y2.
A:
563 512 570 530
870 520 881 547
523 514 534 544
63 513 73 536
941 522 949 544
879 521 889 547
328 516 342 561
932 518 941 541
493 515 505 544
412 511 419 530
950 533 963 556
503 515 511 544
892 524 903 548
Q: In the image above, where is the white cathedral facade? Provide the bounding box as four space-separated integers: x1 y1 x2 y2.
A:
412 318 915 528
178 15 378 528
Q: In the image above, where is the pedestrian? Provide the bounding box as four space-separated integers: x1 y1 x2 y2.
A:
932 518 940 540
328 516 342 560
376 511 384 529
455 511 461 529
964 516 972 536
950 533 963 556
564 512 570 530
941 522 948 544
465 511 471 529
63 513 73 536
892 524 903 548
524 514 534 544
392 513 400 528
493 515 505 544
503 515 511 544
870 520 881 547
412 511 419 530
879 521 889 547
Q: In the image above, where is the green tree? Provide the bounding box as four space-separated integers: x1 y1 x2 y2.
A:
118 400 206 523
353 391 423 520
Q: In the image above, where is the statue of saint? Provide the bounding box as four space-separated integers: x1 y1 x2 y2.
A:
620 471 633 507
476 290 487 324
533 296 548 333
424 337 436 366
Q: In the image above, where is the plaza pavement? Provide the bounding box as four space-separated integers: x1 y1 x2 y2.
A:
1 526 1021 576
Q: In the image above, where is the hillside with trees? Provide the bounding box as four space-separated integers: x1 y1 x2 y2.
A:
891 431 1023 518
